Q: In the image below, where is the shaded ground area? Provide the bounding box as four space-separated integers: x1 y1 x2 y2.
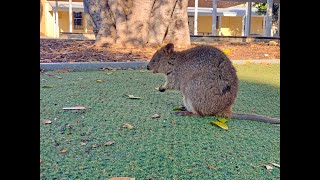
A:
40 39 280 63
40 64 280 179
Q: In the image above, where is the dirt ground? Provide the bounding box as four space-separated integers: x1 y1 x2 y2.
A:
40 39 280 63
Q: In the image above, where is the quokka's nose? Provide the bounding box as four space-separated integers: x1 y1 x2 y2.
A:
146 65 150 70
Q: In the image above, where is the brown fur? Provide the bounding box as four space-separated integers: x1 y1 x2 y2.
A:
147 43 238 118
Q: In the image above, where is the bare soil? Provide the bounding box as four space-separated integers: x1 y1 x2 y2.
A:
40 39 280 63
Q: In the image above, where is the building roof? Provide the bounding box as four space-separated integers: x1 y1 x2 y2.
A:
49 1 245 13
188 4 262 16
48 1 84 12
217 0 280 3
47 0 270 16
188 0 244 8
188 0 280 8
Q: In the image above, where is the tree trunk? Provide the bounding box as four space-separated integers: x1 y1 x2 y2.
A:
84 0 190 48
163 0 190 47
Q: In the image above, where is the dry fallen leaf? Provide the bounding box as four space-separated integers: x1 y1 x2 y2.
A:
172 120 176 126
108 177 135 180
265 165 273 171
42 120 52 125
106 72 113 75
92 144 101 148
270 162 280 168
217 117 228 124
104 141 115 146
59 149 68 154
222 49 231 55
268 41 278 46
151 114 160 119
122 123 134 129
44 73 63 79
245 61 251 65
80 142 87 146
102 169 106 174
40 159 44 164
96 79 104 83
89 59 99 62
63 106 87 110
208 165 216 169
211 121 228 130
127 95 141 99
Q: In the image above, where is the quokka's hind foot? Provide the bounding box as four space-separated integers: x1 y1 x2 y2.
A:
216 106 233 118
159 86 166 92
179 106 187 111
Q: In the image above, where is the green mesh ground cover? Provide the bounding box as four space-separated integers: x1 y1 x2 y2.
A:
40 64 280 179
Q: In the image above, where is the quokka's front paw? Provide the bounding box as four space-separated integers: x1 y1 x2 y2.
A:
179 106 187 111
159 85 166 92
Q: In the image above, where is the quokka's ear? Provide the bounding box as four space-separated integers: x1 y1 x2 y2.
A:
163 43 174 55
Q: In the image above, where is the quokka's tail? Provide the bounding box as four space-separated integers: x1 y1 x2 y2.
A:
232 113 280 124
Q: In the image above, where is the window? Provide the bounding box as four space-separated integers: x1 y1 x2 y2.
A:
73 12 82 29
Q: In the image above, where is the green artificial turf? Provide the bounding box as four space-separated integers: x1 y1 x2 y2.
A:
40 64 280 179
